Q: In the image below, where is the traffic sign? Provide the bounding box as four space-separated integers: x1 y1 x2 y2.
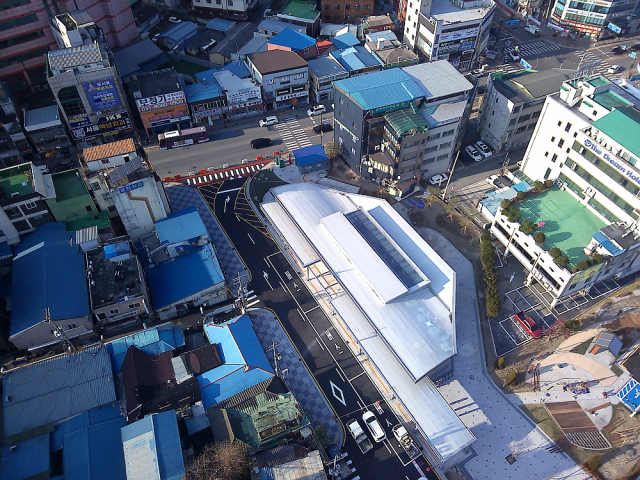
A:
520 58 533 70
505 19 520 26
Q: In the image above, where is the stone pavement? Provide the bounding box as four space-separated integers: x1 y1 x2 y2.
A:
164 183 249 286
394 201 587 480
248 308 344 447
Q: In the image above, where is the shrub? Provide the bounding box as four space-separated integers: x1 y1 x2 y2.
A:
592 253 605 264
519 219 539 234
554 255 569 267
533 231 545 245
486 291 502 318
585 455 602 472
504 205 522 223
544 179 553 189
576 260 589 271
516 191 526 200
481 229 502 318
495 357 505 369
549 247 562 258
564 318 581 331
500 198 511 209
506 371 517 386
534 180 544 191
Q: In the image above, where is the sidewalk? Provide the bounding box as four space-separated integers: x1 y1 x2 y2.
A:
248 308 344 447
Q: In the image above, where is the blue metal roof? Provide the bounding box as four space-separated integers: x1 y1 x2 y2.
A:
224 61 251 78
0 240 12 259
198 315 275 407
331 46 383 73
63 416 127 480
10 222 89 337
206 17 236 32
333 68 424 110
52 404 124 451
185 80 223 103
0 434 50 480
121 411 185 480
332 32 360 50
104 240 130 259
155 206 208 244
106 323 184 372
293 144 328 167
160 21 199 42
145 243 225 309
593 230 622 255
268 27 316 51
3 347 116 439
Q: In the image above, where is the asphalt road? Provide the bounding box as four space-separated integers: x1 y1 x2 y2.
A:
200 178 437 480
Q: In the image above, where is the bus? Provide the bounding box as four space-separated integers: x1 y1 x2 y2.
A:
158 127 208 150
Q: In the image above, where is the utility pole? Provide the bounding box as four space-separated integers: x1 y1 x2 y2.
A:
45 308 77 353
441 150 460 200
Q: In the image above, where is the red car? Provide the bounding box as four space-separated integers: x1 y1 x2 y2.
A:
515 311 542 338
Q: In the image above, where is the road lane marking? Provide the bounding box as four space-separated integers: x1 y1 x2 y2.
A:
247 233 255 244
349 372 365 382
304 305 320 314
336 368 346 382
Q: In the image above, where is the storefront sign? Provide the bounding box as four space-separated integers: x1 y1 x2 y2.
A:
569 262 602 286
71 112 132 139
148 107 189 123
68 114 91 127
194 107 222 118
83 79 121 111
150 115 190 127
275 91 308 102
136 91 186 112
607 22 621 33
439 26 479 43
119 181 144 193
583 138 640 187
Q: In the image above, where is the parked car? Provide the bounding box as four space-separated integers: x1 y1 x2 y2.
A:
259 116 278 127
307 105 326 116
504 48 520 61
168 16 182 23
464 145 483 162
313 123 333 134
611 45 627 55
486 174 506 189
514 311 543 339
428 173 448 186
607 64 622 74
362 411 386 443
475 140 493 158
631 44 640 52
250 137 272 149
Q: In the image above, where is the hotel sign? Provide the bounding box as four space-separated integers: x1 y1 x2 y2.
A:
583 138 640 187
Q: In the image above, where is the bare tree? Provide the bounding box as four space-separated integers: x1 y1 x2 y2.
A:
425 187 440 208
323 142 341 160
187 441 250 480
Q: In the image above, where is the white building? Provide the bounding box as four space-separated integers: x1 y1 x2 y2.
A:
262 183 475 469
193 0 258 21
487 76 640 305
213 70 264 118
403 0 495 70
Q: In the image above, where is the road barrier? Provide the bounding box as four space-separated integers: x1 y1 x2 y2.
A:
162 155 282 186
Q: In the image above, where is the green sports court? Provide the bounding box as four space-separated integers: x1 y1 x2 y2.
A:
517 187 607 266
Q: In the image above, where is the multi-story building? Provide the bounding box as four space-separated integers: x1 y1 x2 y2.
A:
212 70 263 119
185 79 227 125
131 68 191 135
551 0 640 37
246 50 309 110
0 82 33 166
22 104 73 155
365 38 419 69
267 0 321 38
193 0 259 21
47 11 134 148
267 28 319 60
403 0 495 70
319 0 374 23
307 56 348 104
479 68 574 152
486 76 640 305
0 0 137 97
333 62 473 181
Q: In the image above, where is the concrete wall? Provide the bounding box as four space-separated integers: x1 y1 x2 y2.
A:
333 87 365 167
10 315 92 351
112 177 169 242
156 283 228 320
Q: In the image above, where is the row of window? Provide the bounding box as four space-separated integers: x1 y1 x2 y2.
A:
564 12 606 25
0 46 49 69
0 12 38 32
324 3 369 8
196 0 235 6
0 30 45 50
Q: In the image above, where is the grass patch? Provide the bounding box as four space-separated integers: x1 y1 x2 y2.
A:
571 339 592 355
166 60 208 76
611 364 623 376
250 169 286 204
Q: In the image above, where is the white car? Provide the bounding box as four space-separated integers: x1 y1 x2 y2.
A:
505 48 520 61
168 16 182 23
465 145 483 162
362 411 386 443
428 173 448 186
307 105 326 116
259 116 278 127
607 64 622 74
475 140 493 158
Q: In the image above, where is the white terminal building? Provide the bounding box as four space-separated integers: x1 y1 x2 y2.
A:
485 76 640 305
262 183 475 468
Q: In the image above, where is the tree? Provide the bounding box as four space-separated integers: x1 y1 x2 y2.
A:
576 260 589 271
592 253 605 264
426 187 441 207
533 231 545 245
324 142 341 160
445 197 459 221
544 179 554 189
549 247 562 258
516 191 526 200
504 205 521 223
187 441 249 480
500 198 511 209
519 219 538 234
534 180 545 192
554 255 569 267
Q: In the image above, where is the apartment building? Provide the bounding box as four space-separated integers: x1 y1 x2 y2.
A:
403 0 495 70
550 0 640 37
193 0 259 21
319 0 374 24
246 50 309 109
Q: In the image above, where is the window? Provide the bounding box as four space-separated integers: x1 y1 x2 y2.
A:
351 147 356 155
339 136 343 144
355 3 360 7
339 97 344 104
557 121 562 126
565 122 572 132
85 205 93 213
352 122 357 128
101 158 110 164
303 48 309 54
228 0 233 5
128 303 141 309
427 133 441 140
325 14 331 20
509 118 516 126
345 3 350 8
365 4 370 8
558 138 564 148
423 157 436 164
335 4 339 8
442 129 455 137
58 86 87 117
551 136 556 142
109 308 120 315
436 153 449 160
325 4 330 8
439 141 452 149
544 168 552 179
102 193 112 201
339 111 343 118
551 153 558 162
425 145 438 153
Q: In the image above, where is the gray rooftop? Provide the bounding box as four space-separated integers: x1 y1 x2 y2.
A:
374 46 418 65
307 56 347 78
113 39 163 78
3 347 116 440
258 18 305 34
134 68 183 98
402 60 473 99
48 42 105 72
429 0 494 23
87 243 145 308
24 105 62 131
508 69 575 100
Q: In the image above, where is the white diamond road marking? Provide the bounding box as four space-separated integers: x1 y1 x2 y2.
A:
330 380 346 406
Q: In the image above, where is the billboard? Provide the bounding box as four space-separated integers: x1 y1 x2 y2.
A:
136 91 186 112
70 112 132 140
83 79 122 111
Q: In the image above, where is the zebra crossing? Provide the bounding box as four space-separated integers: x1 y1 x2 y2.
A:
516 40 562 58
493 63 527 74
573 50 616 77
274 116 312 152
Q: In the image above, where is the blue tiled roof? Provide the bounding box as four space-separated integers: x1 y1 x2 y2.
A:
198 315 275 407
224 61 251 78
332 32 360 49
206 17 236 32
293 144 328 167
268 27 315 51
11 222 89 337
331 45 383 73
51 405 123 451
0 434 50 480
104 240 130 259
106 323 184 372
185 80 223 103
333 68 424 110
122 411 185 480
155 206 208 244
160 21 199 42
145 243 225 309
0 241 12 259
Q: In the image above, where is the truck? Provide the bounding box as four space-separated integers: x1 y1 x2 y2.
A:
525 24 540 36
392 424 420 459
347 419 373 454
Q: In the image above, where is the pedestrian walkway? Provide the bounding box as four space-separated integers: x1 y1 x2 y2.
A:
572 49 615 77
164 183 249 285
274 116 312 152
493 62 527 74
517 39 562 58
248 308 344 447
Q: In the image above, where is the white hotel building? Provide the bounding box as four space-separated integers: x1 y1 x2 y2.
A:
489 76 640 305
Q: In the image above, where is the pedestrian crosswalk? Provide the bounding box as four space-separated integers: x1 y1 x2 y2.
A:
572 50 616 78
516 40 562 58
274 116 312 152
493 63 527 74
